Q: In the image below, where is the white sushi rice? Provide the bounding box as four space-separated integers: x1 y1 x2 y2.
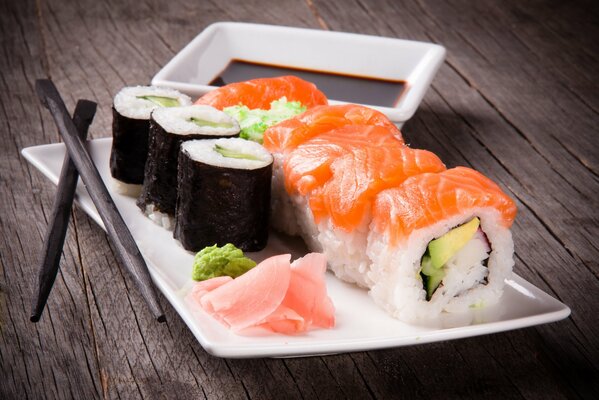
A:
366 209 514 322
290 194 323 252
143 203 175 231
276 188 373 288
152 105 239 137
113 86 191 119
284 194 372 288
181 138 272 169
317 217 373 288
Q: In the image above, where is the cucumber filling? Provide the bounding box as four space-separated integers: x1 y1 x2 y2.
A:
136 95 180 107
214 144 261 161
189 117 234 129
420 254 444 301
420 217 486 300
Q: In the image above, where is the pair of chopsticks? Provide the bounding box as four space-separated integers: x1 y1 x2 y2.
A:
31 79 165 323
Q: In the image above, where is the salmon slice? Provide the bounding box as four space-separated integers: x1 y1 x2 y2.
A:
200 254 291 332
194 76 328 110
283 125 404 195
282 253 335 329
372 167 518 244
263 104 402 154
309 146 447 231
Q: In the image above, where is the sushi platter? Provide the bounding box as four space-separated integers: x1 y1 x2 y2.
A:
24 22 571 358
22 138 570 358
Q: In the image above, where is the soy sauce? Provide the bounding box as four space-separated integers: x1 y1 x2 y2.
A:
209 60 406 108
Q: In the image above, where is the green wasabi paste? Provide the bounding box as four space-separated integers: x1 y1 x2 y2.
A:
191 243 256 281
223 97 306 143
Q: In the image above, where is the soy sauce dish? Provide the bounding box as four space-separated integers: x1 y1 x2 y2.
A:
151 22 446 125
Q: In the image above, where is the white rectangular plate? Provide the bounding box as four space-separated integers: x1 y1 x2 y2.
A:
22 138 570 358
151 22 446 124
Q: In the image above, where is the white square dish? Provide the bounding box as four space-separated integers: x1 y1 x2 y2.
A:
22 139 570 358
151 22 446 124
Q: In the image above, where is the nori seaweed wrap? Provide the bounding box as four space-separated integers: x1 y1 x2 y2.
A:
137 105 240 228
110 86 191 186
174 138 273 252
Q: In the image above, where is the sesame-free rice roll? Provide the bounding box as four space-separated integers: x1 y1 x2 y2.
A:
174 138 273 252
137 105 239 229
110 86 191 192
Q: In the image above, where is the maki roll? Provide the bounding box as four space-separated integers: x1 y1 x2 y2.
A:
174 138 273 252
110 86 191 193
137 105 239 229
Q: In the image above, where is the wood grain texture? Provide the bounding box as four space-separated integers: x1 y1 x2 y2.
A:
1 0 597 399
0 1 102 399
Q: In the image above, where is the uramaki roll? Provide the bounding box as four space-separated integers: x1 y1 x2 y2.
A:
366 167 517 322
262 104 403 237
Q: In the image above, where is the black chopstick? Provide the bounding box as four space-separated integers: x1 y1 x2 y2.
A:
36 79 166 323
31 99 97 322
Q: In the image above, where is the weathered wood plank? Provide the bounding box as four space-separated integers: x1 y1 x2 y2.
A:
0 1 102 399
66 210 247 399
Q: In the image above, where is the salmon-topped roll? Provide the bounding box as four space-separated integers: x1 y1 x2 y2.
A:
305 145 445 287
265 105 402 236
366 167 517 322
278 124 445 287
263 104 402 154
194 75 328 110
278 125 404 252
283 125 404 196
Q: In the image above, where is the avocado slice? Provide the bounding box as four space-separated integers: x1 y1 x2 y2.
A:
420 217 482 300
428 217 480 269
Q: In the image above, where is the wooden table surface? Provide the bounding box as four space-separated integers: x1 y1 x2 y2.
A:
1 0 597 398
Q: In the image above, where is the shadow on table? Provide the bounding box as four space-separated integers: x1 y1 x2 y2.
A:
401 107 503 169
